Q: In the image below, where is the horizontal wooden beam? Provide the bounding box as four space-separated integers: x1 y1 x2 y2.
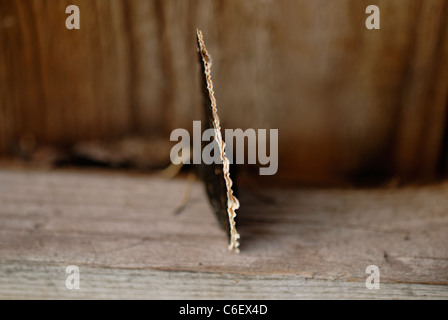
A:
0 168 447 299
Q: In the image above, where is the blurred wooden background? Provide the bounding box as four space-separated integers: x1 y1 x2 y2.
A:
1 0 447 185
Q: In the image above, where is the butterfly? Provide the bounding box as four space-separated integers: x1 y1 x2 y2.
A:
196 29 240 252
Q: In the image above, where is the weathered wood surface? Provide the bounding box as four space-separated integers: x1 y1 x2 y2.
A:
0 168 447 299
1 0 448 184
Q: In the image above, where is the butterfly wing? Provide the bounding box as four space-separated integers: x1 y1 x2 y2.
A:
196 29 240 252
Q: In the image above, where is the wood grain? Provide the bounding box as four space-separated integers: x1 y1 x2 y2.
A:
0 168 447 299
1 0 448 184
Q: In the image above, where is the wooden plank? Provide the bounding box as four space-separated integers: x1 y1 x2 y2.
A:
2 262 447 300
0 168 447 299
0 0 132 149
1 0 448 184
